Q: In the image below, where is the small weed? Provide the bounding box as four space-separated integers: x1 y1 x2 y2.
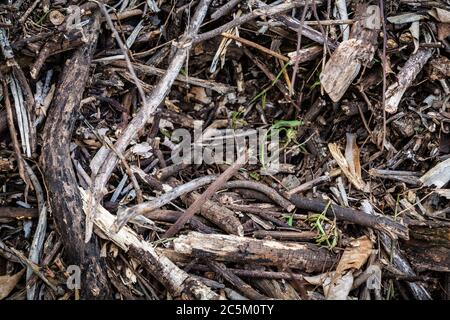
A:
307 200 339 250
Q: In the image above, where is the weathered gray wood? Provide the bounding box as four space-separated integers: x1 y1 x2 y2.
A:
173 232 338 272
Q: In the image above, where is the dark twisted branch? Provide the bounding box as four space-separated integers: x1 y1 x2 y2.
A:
41 13 111 299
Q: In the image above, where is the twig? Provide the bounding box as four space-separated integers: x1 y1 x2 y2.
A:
221 32 290 62
18 0 41 24
113 175 217 231
192 265 305 281
288 194 409 240
275 15 339 50
141 209 217 234
380 0 387 150
97 2 147 105
192 1 309 45
110 60 234 94
223 180 295 212
6 245 59 293
0 207 38 219
290 1 309 95
91 0 213 212
210 0 241 21
79 189 220 300
0 75 31 187
163 151 248 238
206 261 269 300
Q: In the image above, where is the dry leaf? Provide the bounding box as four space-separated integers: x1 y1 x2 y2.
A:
325 271 354 300
304 271 354 300
335 236 373 276
329 143 368 192
0 269 25 300
189 87 211 104
345 133 362 180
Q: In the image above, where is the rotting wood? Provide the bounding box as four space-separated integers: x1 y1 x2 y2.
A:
173 232 338 273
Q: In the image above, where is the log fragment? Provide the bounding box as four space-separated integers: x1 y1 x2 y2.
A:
402 226 450 272
173 232 337 273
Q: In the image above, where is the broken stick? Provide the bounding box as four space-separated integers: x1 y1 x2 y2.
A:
41 13 111 299
163 151 248 238
288 194 409 240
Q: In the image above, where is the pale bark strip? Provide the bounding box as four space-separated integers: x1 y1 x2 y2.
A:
79 188 221 300
23 162 47 300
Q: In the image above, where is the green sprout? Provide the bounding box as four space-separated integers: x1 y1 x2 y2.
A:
249 171 260 181
230 110 247 129
260 119 303 169
250 61 290 104
307 200 339 250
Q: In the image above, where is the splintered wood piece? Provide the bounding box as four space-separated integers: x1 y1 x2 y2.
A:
173 232 338 272
385 48 433 113
320 5 379 102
